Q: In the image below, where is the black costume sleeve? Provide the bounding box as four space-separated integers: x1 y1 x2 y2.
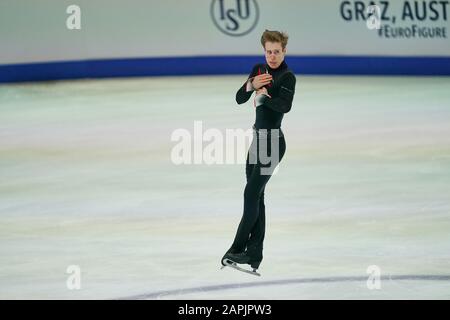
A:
260 72 296 114
235 64 260 105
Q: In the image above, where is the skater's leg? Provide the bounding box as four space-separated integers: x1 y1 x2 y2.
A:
245 135 286 265
242 152 264 253
225 132 286 266
246 151 255 182
230 161 271 252
226 151 256 254
246 191 265 262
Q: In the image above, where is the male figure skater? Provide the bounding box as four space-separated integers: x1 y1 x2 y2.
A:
221 30 296 275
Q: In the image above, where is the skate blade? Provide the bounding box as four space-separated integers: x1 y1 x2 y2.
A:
221 259 261 277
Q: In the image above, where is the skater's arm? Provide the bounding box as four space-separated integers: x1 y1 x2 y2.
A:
257 73 296 114
235 65 261 105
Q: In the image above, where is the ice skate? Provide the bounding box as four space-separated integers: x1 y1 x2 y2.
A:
220 252 261 276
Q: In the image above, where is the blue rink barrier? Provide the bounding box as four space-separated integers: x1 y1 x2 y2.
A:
1 55 449 83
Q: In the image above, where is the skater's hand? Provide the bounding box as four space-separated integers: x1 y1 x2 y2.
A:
256 87 271 98
251 74 272 90
254 87 271 108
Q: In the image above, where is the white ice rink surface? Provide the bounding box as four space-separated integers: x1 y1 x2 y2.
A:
1 75 450 299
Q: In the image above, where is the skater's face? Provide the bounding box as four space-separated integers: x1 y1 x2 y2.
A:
264 41 286 69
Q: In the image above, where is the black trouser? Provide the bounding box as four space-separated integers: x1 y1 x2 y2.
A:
229 127 286 263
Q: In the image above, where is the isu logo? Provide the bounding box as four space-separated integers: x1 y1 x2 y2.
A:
211 0 259 36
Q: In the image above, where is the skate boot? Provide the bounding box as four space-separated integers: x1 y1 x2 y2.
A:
221 249 235 266
221 251 260 276
245 246 263 270
247 258 261 270
223 252 251 265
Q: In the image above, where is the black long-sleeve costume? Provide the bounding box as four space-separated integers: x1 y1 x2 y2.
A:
226 61 296 269
235 60 296 129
